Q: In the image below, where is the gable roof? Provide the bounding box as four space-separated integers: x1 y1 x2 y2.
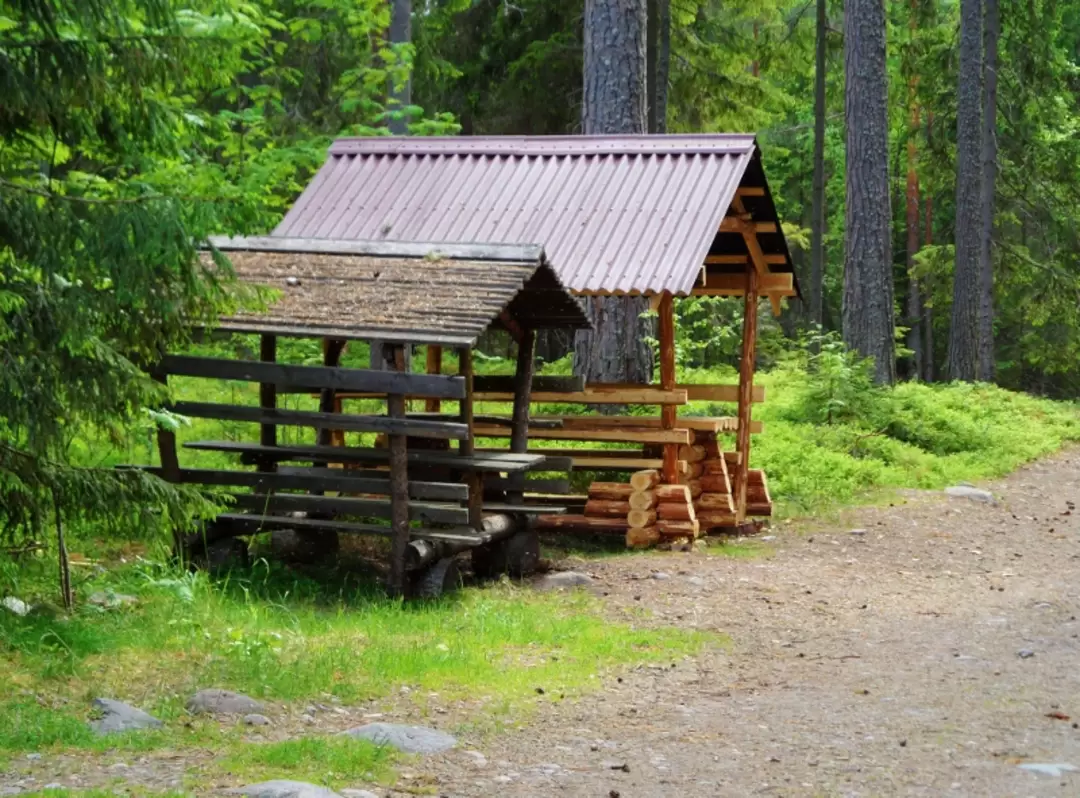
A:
205 236 589 347
272 135 795 297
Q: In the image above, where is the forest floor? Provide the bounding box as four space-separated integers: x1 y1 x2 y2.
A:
5 448 1080 797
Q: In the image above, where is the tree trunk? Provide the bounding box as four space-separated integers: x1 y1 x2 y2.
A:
905 9 923 380
647 0 670 133
809 0 827 330
387 0 412 135
574 0 653 385
977 0 999 381
946 0 983 381
842 0 895 384
923 111 935 382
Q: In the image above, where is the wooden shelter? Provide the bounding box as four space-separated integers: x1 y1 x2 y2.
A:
144 238 590 595
267 135 797 546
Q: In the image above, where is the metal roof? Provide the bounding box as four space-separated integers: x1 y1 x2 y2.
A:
205 236 590 347
273 135 795 296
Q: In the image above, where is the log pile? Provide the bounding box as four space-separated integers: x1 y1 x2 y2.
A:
625 470 699 547
689 431 737 531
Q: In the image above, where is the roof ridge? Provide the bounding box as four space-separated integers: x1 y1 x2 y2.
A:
328 134 757 158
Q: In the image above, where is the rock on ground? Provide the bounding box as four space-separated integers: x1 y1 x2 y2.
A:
944 485 996 503
532 571 593 591
243 713 271 726
228 781 341 798
87 591 138 610
89 698 162 735
187 689 264 715
339 790 380 798
340 722 456 754
1 597 30 616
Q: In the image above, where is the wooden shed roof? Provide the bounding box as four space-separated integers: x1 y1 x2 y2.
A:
205 236 590 347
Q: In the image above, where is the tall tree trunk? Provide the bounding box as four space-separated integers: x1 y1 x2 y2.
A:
842 0 895 384
923 111 935 381
977 0 999 381
387 0 411 135
905 3 923 380
574 0 653 385
809 0 827 330
946 0 983 380
647 0 670 133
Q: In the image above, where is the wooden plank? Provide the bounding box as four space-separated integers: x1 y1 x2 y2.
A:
230 492 467 525
474 387 688 405
536 415 717 432
718 218 778 234
532 514 627 532
458 348 474 456
481 502 568 515
183 441 548 472
584 383 764 403
473 374 585 393
508 328 536 503
216 513 488 546
698 272 794 293
704 253 786 265
571 456 664 471
209 235 545 265
172 402 469 440
424 346 443 413
161 355 466 400
259 335 277 461
471 424 691 445
735 186 766 197
484 476 571 494
134 466 467 502
734 266 759 523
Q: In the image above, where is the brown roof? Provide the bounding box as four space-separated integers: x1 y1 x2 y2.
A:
272 135 795 297
205 237 590 347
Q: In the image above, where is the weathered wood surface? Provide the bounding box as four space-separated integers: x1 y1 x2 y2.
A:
656 519 700 538
630 469 660 491
474 387 688 405
655 484 691 502
625 525 660 547
216 513 487 545
230 492 468 525
259 335 277 460
538 415 758 433
657 501 696 521
183 440 549 472
386 343 410 597
734 267 760 522
471 424 691 445
583 499 631 517
172 402 468 440
161 355 465 399
532 514 628 532
658 292 678 484
587 383 764 403
627 509 658 528
628 490 657 510
587 482 636 500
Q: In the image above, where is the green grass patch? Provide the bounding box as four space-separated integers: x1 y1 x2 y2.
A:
221 736 397 788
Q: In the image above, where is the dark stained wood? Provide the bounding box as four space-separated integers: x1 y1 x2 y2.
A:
259 335 277 468
734 267 759 523
172 402 468 440
472 374 584 393
184 440 550 471
152 373 181 484
482 502 568 514
657 291 678 484
132 466 466 501
387 343 410 598
317 338 347 447
508 328 537 503
230 492 467 525
424 346 443 413
161 354 465 399
458 347 475 456
216 513 487 545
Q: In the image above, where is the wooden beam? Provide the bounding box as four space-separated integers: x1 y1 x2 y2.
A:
258 335 277 465
474 387 689 405
657 291 678 484
700 272 794 293
718 218 778 234
161 354 465 400
472 424 691 445
533 415 763 433
387 343 410 598
172 402 469 440
424 346 443 413
589 383 764 403
508 328 536 503
473 374 585 393
498 310 524 345
458 346 483 531
735 186 766 197
231 492 467 526
734 266 759 523
703 255 787 266
215 513 485 546
769 295 783 317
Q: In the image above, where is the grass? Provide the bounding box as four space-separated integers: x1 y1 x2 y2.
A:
222 736 398 787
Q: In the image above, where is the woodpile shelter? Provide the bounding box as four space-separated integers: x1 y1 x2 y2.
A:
144 238 590 595
268 135 797 545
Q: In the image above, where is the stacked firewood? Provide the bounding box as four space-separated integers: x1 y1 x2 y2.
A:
622 470 699 548
689 431 737 531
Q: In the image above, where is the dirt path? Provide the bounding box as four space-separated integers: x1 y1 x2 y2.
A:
418 448 1080 796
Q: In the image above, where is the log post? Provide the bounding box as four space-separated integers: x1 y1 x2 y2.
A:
458 346 483 530
387 343 410 597
734 267 759 523
258 334 277 472
424 345 443 413
152 371 181 484
508 328 536 503
316 339 347 454
658 292 678 484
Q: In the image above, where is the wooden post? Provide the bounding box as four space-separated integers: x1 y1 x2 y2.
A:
387 342 410 597
151 369 183 554
734 268 759 522
508 328 537 503
658 292 679 484
259 334 277 472
424 345 443 413
316 339 346 454
458 346 483 530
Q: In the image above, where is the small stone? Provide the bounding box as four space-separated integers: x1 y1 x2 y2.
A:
285 277 301 287
87 591 138 610
760 535 776 542
89 698 163 735
650 572 671 581
945 486 996 504
187 689 264 715
243 713 270 726
339 722 456 754
1018 763 1079 778
1018 649 1036 659
339 791 378 798
463 750 488 767
1 596 30 616
300 713 316 724
229 780 341 798
25 753 41 761
533 571 593 590
850 528 868 536
685 576 705 587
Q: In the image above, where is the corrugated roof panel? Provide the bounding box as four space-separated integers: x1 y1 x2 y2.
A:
274 135 790 295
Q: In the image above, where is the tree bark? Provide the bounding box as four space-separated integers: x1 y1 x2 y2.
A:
647 0 670 133
842 0 895 384
574 0 653 385
977 0 999 381
388 0 412 135
809 0 827 329
923 111 935 381
905 13 923 380
946 0 983 381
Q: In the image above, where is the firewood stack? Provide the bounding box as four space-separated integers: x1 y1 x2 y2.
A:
624 470 699 548
690 431 737 532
